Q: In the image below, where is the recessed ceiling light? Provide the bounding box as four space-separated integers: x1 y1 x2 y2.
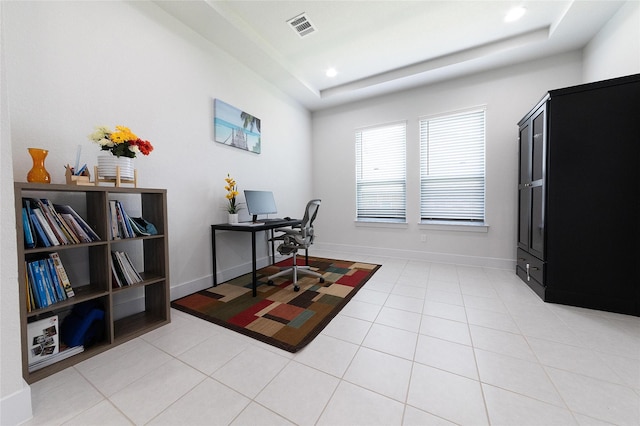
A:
326 67 338 78
505 6 526 22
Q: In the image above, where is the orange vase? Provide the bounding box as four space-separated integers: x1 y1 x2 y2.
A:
26 148 51 184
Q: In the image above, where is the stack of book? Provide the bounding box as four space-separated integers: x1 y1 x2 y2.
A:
25 252 75 311
108 200 152 239
29 345 84 372
27 315 84 373
22 198 100 248
111 251 143 287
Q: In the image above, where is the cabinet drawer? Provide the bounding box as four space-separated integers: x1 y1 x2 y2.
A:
516 249 544 285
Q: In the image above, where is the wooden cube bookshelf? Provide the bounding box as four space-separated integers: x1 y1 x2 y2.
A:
14 182 170 384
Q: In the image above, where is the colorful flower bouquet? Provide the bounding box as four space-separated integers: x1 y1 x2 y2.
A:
89 125 154 158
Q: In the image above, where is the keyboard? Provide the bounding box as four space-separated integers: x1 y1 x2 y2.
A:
258 217 298 223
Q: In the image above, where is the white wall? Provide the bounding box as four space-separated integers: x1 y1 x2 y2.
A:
583 1 640 82
309 2 640 269
311 53 584 268
3 1 313 297
1 3 33 424
1 2 311 422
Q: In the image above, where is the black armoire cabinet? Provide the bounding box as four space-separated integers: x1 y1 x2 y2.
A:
517 74 639 316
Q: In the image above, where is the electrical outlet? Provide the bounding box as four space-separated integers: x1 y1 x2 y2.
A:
420 234 427 242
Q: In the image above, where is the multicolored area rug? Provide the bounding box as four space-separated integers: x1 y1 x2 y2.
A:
171 256 381 353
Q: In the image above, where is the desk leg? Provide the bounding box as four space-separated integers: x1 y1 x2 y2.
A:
251 231 257 297
270 229 275 264
212 226 218 287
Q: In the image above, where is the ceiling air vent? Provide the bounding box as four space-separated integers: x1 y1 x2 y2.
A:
287 13 316 38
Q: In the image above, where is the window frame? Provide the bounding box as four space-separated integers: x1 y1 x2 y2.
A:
355 121 407 223
419 107 487 225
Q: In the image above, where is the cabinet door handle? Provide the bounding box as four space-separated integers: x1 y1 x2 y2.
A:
526 263 539 282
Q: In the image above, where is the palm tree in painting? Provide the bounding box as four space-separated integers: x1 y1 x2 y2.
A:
240 112 261 134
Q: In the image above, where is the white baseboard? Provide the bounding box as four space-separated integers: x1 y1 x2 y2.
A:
167 246 514 305
169 254 281 301
313 242 515 270
1 380 32 426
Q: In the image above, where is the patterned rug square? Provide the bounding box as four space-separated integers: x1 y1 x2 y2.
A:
171 256 381 352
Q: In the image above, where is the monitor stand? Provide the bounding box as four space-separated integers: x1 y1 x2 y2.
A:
252 214 259 223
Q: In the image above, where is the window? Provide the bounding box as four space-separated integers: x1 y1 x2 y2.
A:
420 108 485 222
355 122 406 222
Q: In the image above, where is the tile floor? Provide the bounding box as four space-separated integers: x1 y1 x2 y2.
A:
25 250 640 425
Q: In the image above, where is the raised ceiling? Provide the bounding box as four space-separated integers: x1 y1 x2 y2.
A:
153 1 625 110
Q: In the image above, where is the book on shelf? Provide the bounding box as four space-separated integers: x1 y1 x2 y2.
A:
118 251 139 284
32 199 62 244
118 202 135 238
122 251 143 282
42 258 65 303
29 211 51 247
60 213 92 243
28 344 84 372
21 199 100 249
25 267 33 311
116 201 133 238
49 252 75 298
27 315 59 367
29 260 52 307
38 259 61 305
22 207 36 248
108 200 119 239
25 253 74 310
23 200 40 247
111 250 143 286
110 260 124 288
108 200 152 239
128 217 152 236
40 199 80 245
53 204 100 242
26 262 41 310
111 251 131 286
32 207 60 246
33 199 72 245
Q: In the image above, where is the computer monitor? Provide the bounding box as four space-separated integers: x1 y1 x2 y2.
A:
244 190 277 222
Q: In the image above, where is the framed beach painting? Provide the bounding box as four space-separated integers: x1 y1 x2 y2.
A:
214 99 261 154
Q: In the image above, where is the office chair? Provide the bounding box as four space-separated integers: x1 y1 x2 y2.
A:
267 199 324 291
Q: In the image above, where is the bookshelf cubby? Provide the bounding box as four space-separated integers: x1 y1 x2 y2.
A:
14 182 170 384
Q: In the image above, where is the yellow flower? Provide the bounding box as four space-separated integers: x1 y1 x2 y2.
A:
109 125 138 143
224 174 243 213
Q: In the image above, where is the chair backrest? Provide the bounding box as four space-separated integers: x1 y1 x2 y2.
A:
301 199 321 226
277 199 321 255
299 199 321 242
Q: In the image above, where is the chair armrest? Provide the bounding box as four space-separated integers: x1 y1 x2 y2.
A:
275 228 302 236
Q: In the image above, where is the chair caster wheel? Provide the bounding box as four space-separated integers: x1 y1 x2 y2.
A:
294 285 300 292
268 280 274 286
320 278 325 283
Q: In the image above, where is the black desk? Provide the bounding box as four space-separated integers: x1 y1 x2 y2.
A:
211 219 301 296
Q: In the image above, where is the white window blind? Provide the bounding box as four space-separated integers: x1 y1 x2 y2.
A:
355 122 406 222
420 109 485 222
